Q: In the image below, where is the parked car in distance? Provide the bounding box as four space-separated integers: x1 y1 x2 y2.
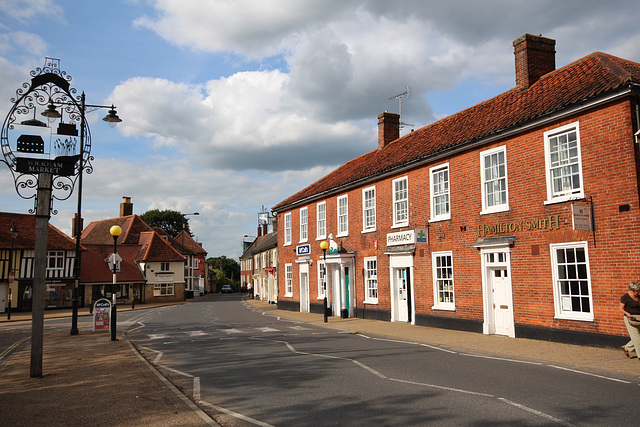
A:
221 285 233 293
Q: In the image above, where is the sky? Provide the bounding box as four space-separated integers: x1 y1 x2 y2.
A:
1 0 640 260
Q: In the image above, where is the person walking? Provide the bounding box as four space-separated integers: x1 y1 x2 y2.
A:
619 281 640 359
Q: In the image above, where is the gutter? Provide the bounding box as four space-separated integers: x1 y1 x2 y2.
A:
274 85 635 213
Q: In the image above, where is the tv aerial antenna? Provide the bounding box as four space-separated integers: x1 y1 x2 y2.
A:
389 86 413 129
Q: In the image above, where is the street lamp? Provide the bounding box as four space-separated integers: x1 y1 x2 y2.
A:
109 225 122 342
320 240 329 323
7 222 18 320
69 94 122 336
0 57 123 377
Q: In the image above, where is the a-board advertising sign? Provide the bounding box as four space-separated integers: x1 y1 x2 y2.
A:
93 298 111 332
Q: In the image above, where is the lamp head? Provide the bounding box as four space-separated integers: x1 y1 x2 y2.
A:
109 225 122 237
10 222 18 240
103 106 122 128
320 241 329 251
41 101 61 123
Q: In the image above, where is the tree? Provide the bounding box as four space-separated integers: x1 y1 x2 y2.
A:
207 256 240 283
140 209 193 237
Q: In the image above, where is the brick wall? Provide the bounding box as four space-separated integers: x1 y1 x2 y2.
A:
278 98 639 339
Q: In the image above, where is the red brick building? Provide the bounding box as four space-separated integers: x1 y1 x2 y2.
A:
273 35 640 346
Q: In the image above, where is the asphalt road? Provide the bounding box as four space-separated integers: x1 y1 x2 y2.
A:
125 294 640 427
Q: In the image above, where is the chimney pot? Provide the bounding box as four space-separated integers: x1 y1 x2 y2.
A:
513 34 556 90
378 112 400 150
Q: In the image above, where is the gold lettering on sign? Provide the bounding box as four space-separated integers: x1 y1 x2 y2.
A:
477 215 560 238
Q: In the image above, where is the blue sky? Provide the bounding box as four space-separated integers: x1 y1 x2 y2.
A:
1 0 640 259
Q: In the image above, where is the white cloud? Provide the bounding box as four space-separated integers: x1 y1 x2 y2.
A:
0 0 64 23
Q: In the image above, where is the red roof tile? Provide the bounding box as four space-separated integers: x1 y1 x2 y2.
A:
0 212 77 250
80 244 146 284
273 52 640 211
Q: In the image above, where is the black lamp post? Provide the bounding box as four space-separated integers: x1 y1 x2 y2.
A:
109 225 122 341
41 94 122 336
7 222 18 320
320 240 329 323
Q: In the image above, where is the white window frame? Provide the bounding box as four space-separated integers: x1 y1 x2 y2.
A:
153 283 175 296
316 201 326 240
544 122 584 204
284 212 292 246
337 195 349 237
430 163 451 222
364 256 378 304
46 250 65 275
317 260 326 300
160 262 170 272
480 146 509 214
299 207 308 243
362 185 376 233
392 176 408 228
550 241 593 321
432 251 455 310
285 263 293 297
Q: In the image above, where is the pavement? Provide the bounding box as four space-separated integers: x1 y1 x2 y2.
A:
1 297 639 427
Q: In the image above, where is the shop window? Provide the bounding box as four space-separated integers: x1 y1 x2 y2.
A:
317 260 326 299
364 257 378 304
285 263 293 297
432 251 454 310
550 242 593 321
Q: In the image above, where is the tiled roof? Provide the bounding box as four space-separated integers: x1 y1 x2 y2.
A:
137 231 185 262
81 215 155 245
250 232 278 255
172 230 207 255
0 212 77 250
80 244 146 284
273 52 640 211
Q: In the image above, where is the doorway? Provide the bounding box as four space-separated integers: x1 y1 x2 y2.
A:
389 253 414 324
299 263 309 313
481 249 514 337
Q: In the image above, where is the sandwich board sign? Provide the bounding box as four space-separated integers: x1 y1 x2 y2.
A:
93 298 112 332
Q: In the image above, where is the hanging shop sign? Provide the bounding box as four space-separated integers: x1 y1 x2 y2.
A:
572 205 592 231
296 244 310 256
477 214 560 238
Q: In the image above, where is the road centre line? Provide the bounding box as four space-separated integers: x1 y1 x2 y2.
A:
498 398 576 427
251 335 580 426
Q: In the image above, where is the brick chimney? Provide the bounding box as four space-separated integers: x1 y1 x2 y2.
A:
120 196 133 217
513 34 556 90
378 111 400 150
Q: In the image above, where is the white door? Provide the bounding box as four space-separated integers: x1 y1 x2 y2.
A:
0 285 5 313
490 267 513 336
300 272 309 313
395 268 409 322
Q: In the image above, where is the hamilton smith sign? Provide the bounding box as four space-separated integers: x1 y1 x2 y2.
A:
477 214 561 238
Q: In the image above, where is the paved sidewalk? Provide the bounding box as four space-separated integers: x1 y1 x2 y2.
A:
0 303 218 427
1 297 638 427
